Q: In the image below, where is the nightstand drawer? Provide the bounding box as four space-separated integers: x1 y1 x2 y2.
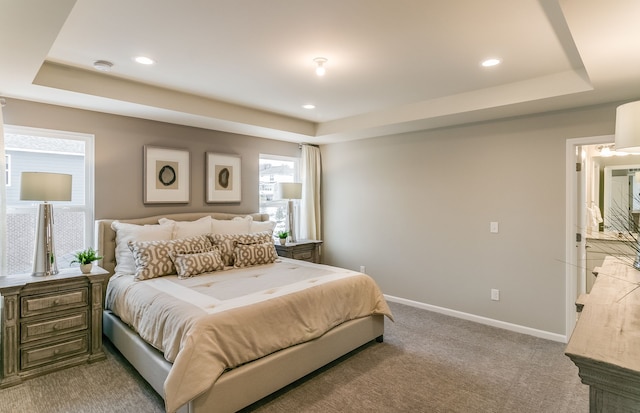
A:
21 311 88 344
21 334 88 370
21 288 88 317
292 250 313 261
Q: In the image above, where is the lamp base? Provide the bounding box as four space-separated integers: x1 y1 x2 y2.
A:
288 199 297 243
32 203 59 276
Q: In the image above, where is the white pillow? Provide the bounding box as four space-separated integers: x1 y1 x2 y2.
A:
159 216 213 239
250 220 275 234
210 216 252 235
111 221 173 275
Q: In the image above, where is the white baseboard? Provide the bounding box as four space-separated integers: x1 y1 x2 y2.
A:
384 295 567 343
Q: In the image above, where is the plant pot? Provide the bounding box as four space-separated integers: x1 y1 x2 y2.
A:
279 238 287 245
80 263 93 274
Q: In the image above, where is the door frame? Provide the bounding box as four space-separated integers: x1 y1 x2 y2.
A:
565 134 612 339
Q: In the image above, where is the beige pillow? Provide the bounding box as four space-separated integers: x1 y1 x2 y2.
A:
210 216 251 235
159 216 213 239
171 248 225 278
111 221 174 275
208 232 273 266
128 235 213 280
250 220 276 234
233 241 279 268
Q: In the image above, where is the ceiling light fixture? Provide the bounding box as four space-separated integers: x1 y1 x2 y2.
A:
481 58 502 67
302 104 316 109
313 57 327 76
93 60 113 72
134 56 155 65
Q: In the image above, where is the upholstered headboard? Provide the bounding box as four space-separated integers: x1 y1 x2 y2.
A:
95 212 269 276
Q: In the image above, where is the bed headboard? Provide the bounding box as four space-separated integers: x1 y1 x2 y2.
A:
95 212 270 276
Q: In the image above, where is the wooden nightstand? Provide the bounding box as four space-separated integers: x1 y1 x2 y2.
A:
0 266 109 388
275 240 323 263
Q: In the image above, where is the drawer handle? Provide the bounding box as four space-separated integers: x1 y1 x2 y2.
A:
53 349 60 356
52 323 61 331
53 299 61 306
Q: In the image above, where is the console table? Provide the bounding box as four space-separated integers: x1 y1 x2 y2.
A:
565 256 640 412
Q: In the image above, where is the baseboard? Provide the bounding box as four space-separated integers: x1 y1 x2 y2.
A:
384 295 567 343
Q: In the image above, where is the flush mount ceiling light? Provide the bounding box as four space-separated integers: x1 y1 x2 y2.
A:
302 104 316 109
481 58 502 67
134 56 155 65
93 60 113 72
313 57 327 76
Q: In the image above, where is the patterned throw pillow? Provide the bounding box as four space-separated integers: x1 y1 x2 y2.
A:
208 231 273 266
128 235 213 280
233 241 279 268
171 248 225 278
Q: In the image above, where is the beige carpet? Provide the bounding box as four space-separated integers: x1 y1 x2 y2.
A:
0 302 588 412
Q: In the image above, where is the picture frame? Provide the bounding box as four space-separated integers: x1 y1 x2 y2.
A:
143 146 190 204
206 152 241 203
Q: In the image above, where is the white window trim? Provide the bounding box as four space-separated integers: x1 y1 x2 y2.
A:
4 125 96 249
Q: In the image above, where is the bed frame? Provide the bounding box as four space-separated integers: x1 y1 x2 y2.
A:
96 212 384 413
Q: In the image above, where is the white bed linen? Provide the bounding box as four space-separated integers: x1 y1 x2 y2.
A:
105 258 392 412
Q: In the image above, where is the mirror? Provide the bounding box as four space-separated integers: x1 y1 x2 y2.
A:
603 164 640 232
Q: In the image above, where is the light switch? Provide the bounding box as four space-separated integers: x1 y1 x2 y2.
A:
490 222 499 233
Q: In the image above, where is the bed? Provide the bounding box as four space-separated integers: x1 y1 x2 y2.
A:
96 212 391 413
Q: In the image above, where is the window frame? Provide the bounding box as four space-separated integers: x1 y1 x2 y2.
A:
4 124 95 252
259 153 300 234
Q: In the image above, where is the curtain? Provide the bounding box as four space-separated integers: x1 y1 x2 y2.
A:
300 144 322 240
0 98 7 274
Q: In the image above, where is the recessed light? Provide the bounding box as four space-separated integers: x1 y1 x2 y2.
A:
302 104 316 110
93 60 113 72
134 56 155 65
481 58 502 67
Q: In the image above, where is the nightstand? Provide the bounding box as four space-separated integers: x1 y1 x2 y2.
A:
275 240 323 263
0 266 109 388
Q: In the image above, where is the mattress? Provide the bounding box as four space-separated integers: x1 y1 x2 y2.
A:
105 258 392 412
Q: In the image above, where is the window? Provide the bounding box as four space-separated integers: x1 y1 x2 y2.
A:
259 154 299 234
4 126 94 275
4 154 10 186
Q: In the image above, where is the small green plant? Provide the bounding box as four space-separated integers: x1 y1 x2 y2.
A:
70 247 103 265
277 230 289 239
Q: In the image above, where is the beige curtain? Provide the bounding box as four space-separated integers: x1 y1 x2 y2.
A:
300 144 322 240
0 98 7 274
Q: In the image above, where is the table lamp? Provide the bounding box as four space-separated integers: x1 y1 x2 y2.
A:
20 172 72 276
277 182 302 243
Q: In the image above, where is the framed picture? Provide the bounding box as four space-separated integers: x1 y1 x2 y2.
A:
206 152 241 203
143 146 190 204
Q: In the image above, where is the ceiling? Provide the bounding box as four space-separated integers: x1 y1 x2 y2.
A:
1 0 640 144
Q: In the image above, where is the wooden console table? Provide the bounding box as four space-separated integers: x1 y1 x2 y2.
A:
565 256 640 412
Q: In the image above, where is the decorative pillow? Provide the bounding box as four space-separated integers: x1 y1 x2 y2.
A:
159 216 213 239
171 248 225 278
128 235 213 280
210 216 252 235
233 241 279 268
250 220 276 234
208 231 272 266
111 221 174 275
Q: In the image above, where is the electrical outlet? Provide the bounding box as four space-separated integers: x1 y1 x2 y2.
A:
360 266 366 273
491 289 500 301
490 222 499 233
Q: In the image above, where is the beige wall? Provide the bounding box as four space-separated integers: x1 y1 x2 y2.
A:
321 103 618 336
3 97 623 336
3 98 299 219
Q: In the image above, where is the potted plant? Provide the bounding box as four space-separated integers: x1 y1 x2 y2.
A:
70 247 103 274
277 231 289 245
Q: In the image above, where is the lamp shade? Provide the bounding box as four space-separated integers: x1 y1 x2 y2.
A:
20 172 72 201
615 101 640 153
277 182 302 200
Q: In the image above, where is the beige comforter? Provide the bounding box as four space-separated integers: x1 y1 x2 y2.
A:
106 258 392 413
